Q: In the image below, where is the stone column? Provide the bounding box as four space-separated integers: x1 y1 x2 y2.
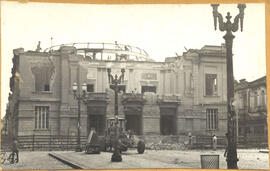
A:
165 70 171 94
192 61 200 105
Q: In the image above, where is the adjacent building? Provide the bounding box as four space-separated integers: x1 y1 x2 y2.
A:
6 42 228 144
234 76 268 146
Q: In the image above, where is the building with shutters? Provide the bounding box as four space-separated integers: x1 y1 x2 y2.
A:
6 42 228 143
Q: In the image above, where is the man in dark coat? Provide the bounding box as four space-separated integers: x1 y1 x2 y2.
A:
11 138 19 163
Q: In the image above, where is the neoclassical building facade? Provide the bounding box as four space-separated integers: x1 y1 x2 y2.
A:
6 42 228 142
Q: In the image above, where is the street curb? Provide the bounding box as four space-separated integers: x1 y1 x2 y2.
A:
48 153 83 169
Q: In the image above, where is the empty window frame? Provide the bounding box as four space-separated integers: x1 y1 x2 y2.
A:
205 74 217 96
32 66 53 92
206 109 218 130
184 72 193 91
35 106 49 129
254 92 258 109
261 90 266 107
87 84 94 92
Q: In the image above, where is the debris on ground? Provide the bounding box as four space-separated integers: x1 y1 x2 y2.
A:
145 142 187 150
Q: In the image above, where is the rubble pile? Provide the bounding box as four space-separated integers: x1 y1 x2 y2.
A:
145 142 187 150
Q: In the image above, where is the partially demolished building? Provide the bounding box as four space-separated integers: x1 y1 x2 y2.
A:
6 42 228 145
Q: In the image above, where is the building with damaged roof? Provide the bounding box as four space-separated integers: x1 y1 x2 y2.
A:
6 42 228 148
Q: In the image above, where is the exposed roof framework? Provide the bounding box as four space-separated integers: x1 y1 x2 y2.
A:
44 42 153 62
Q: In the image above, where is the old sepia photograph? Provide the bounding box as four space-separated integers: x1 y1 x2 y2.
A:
0 1 268 170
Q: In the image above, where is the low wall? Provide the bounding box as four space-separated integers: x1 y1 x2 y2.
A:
1 134 267 151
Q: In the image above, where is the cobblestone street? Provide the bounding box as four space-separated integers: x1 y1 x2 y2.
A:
1 149 268 170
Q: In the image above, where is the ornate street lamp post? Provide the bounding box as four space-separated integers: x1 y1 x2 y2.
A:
211 4 246 169
107 68 125 162
72 82 87 152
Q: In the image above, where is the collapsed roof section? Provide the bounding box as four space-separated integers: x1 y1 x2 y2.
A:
165 44 226 63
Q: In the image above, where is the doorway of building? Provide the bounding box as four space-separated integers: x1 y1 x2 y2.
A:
87 115 105 135
160 107 176 135
125 115 142 135
160 115 176 135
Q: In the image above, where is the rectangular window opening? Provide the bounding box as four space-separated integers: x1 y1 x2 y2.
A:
35 106 49 130
44 84 50 91
87 84 94 92
205 74 217 96
32 66 53 92
206 109 218 130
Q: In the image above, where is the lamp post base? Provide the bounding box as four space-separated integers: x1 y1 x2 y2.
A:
111 152 122 162
226 158 238 169
75 146 82 152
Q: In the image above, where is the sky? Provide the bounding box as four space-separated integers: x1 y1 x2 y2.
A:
1 2 266 118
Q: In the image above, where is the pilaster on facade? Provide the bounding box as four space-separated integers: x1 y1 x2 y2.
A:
142 93 160 135
192 59 200 105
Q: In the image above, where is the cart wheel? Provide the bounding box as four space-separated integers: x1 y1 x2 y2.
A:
137 140 145 154
8 153 14 164
1 152 7 164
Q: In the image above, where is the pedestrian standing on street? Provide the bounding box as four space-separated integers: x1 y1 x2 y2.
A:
11 138 19 163
224 133 228 157
212 135 217 151
188 132 193 149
